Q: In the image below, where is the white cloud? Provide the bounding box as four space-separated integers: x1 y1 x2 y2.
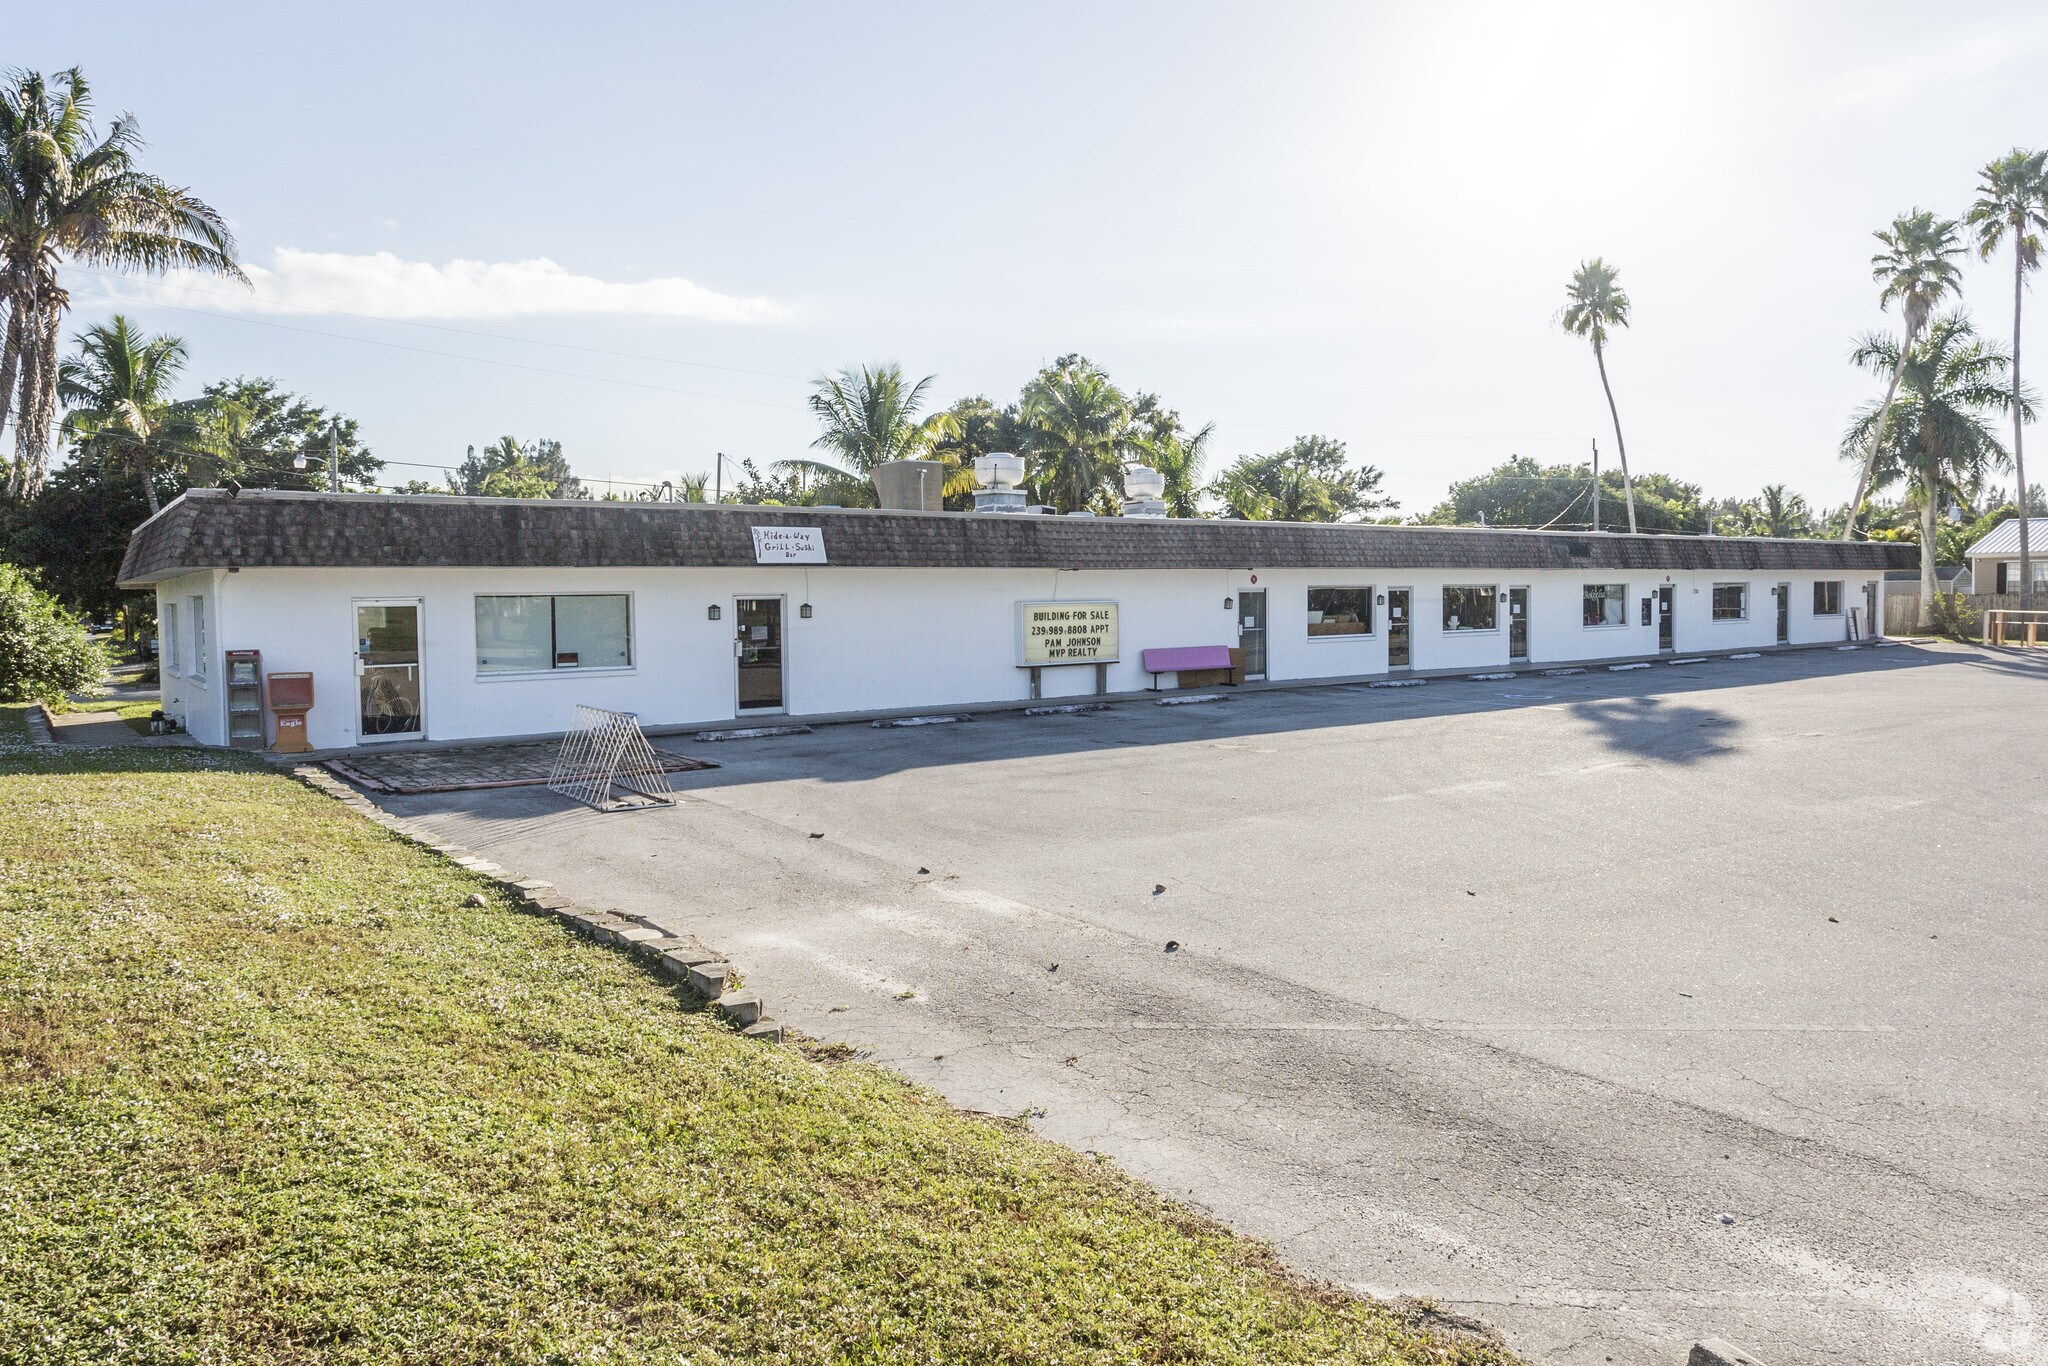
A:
111 248 788 323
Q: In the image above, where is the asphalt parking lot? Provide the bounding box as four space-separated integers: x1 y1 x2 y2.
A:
376 642 2048 1366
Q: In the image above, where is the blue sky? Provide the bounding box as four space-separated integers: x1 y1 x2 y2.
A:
20 0 2048 512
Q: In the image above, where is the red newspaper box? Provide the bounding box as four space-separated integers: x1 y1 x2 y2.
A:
267 671 315 753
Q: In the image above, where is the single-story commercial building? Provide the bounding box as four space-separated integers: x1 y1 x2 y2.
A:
118 489 1912 751
1964 516 2048 597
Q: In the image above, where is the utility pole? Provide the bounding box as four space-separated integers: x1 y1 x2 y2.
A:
328 418 341 492
714 451 725 505
1590 437 1600 532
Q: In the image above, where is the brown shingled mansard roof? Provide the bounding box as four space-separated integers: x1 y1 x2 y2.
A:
117 489 1915 588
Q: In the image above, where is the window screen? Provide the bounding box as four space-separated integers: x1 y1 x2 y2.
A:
1582 583 1627 627
1712 583 1748 620
1812 581 1842 615
476 594 631 673
1442 586 1497 631
1307 587 1372 637
162 602 181 675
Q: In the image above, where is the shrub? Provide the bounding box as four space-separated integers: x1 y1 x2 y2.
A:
0 563 107 704
1927 590 1980 641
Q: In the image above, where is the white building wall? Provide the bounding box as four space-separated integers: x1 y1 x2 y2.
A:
155 570 225 745
200 562 1889 750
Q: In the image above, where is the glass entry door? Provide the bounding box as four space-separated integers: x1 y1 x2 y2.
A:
1657 585 1676 651
1508 586 1529 661
736 597 784 711
1776 582 1791 644
1237 590 1267 680
355 601 423 741
1387 589 1411 667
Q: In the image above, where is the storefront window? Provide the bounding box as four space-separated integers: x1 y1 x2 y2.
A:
1442 586 1497 631
1582 583 1627 627
1307 587 1373 637
476 594 632 673
1813 581 1842 615
1712 583 1749 621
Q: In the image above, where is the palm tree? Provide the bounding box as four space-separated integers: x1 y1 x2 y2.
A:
1841 313 2028 627
57 315 240 515
1841 210 1967 541
1557 259 1639 533
780 363 958 505
1020 357 1132 513
1968 150 2048 608
0 68 242 501
1134 420 1214 517
1744 484 1813 538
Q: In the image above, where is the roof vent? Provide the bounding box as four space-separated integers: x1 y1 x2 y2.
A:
1121 464 1167 518
971 452 1029 514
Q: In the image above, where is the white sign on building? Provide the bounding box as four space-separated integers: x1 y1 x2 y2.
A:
1016 600 1120 665
750 526 827 564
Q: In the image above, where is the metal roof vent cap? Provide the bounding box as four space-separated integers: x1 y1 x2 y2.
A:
973 452 1025 489
971 452 1030 514
1121 464 1168 518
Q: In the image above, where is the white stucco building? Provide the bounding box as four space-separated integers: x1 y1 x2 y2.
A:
119 490 1910 752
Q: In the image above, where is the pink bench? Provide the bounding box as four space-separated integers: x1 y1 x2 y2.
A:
1142 645 1236 689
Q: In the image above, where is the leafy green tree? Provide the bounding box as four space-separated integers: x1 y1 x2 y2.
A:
0 561 105 704
1020 356 1132 513
449 437 583 498
779 363 958 507
1422 455 1704 532
3 459 147 626
196 377 379 490
56 316 243 515
1208 436 1393 523
1842 313 2026 626
1843 210 1966 539
1968 149 2048 608
1557 258 1639 532
0 68 242 502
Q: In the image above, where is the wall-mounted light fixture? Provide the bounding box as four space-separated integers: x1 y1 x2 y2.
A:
1376 593 1385 605
1223 596 1234 612
707 604 722 621
799 603 813 619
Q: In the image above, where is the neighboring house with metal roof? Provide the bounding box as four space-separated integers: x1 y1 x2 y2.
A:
118 489 1913 751
1964 517 2048 597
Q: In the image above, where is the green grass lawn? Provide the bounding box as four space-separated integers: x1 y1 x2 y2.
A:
0 748 1515 1365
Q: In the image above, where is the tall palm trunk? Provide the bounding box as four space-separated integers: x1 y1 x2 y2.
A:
1593 338 1637 533
2015 248 2033 609
1918 462 1940 630
0 289 23 494
9 300 58 502
1844 325 1915 541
